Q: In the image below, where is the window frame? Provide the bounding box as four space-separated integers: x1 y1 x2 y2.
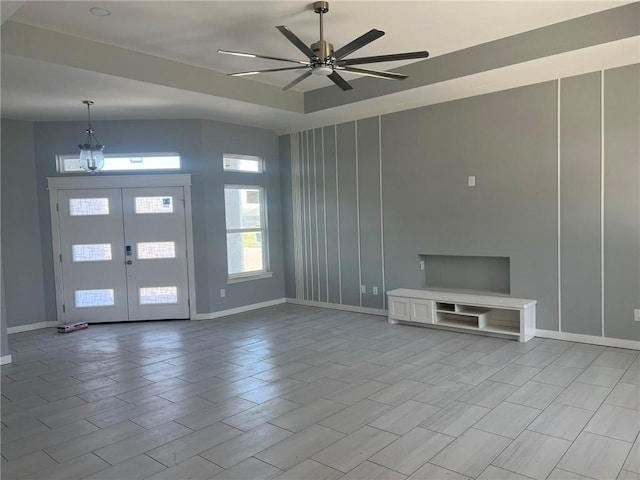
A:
56 153 181 173
223 184 271 282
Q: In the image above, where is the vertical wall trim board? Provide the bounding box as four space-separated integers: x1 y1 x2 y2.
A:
313 129 320 300
557 79 562 333
335 124 343 304
296 133 304 299
322 128 329 303
600 70 605 338
355 120 363 307
378 115 386 309
303 132 309 300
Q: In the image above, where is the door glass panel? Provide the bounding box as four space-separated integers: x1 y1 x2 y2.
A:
139 286 178 304
75 289 115 307
72 244 112 262
137 242 176 259
69 198 109 216
135 196 173 214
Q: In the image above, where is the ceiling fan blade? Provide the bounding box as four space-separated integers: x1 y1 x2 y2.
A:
338 51 429 66
227 66 309 77
218 49 310 65
338 66 408 80
333 29 385 61
283 71 313 91
328 71 353 91
276 25 318 60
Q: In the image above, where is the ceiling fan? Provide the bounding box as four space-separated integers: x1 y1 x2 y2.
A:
218 1 429 91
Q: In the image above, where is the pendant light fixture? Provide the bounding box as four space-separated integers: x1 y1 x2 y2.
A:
78 100 105 173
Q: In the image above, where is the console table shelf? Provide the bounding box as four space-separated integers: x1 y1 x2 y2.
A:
387 289 536 342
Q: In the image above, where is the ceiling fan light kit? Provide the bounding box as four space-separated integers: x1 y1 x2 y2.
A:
219 1 429 91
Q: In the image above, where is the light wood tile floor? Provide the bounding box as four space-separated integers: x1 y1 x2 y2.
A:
1 304 639 480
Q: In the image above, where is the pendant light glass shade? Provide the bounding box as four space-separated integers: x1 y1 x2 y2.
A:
78 100 105 173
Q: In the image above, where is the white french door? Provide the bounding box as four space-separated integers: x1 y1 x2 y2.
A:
123 187 189 321
50 176 193 323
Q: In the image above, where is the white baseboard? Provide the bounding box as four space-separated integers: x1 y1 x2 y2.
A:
0 354 12 365
535 329 640 350
191 298 286 321
286 298 387 317
7 321 59 334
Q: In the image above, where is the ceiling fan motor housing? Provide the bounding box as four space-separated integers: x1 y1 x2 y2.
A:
311 40 334 61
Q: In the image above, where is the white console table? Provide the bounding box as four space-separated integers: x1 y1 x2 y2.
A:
387 289 536 342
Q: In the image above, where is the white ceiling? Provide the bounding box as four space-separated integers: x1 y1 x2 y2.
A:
1 1 637 132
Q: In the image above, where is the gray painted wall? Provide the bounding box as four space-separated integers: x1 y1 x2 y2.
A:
1 120 47 328
1 118 284 329
282 64 640 341
560 72 602 336
0 121 9 359
603 65 640 341
382 82 559 330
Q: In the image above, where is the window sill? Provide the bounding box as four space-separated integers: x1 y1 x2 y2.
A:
227 271 273 284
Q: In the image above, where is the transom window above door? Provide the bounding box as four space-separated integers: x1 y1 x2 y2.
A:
57 153 181 173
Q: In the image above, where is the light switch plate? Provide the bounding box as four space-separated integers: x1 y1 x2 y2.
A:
468 175 476 187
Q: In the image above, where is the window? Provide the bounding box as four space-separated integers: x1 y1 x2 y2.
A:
224 186 270 280
57 154 180 173
223 154 263 173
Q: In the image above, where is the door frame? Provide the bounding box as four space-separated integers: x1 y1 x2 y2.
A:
47 174 197 323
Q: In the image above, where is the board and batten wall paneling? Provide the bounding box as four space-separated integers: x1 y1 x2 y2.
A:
603 64 640 341
559 72 603 336
314 128 328 303
282 64 638 343
280 134 296 299
301 131 310 300
323 126 342 305
356 117 384 309
381 82 559 330
307 130 319 302
288 121 386 308
336 121 361 307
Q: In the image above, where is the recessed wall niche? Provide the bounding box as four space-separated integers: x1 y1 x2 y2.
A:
420 255 510 295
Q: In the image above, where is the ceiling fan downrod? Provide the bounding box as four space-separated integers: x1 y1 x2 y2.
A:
311 1 334 74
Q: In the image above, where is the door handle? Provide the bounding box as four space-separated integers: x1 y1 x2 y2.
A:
126 260 133 265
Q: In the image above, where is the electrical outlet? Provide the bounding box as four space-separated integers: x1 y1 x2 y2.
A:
635 309 640 322
220 289 226 298
360 285 367 294
420 260 425 271
468 175 476 187
373 286 379 295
